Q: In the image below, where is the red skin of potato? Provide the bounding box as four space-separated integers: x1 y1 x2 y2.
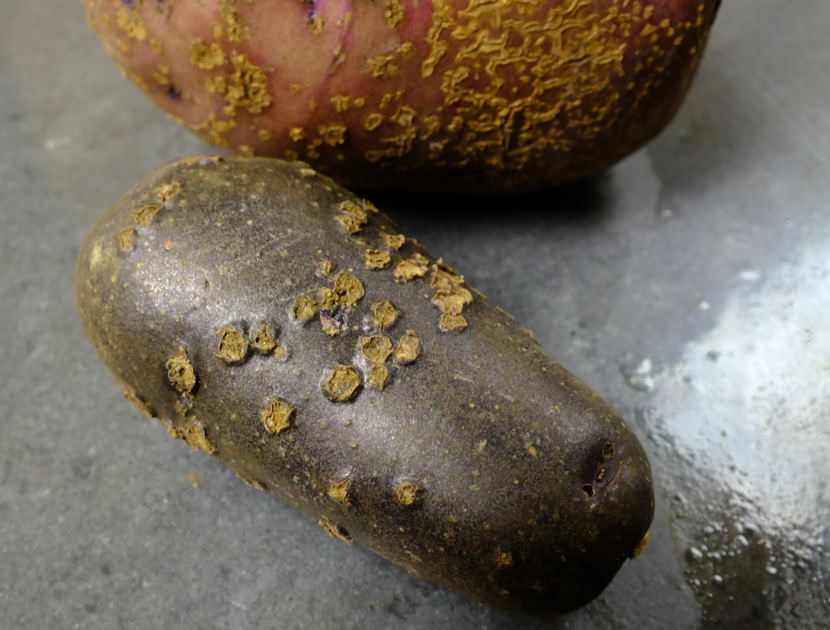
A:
85 0 720 192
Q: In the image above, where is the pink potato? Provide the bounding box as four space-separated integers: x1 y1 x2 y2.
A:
84 0 720 192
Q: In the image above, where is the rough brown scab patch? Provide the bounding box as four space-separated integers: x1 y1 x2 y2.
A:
373 0 705 182
292 294 319 322
327 477 352 505
191 40 226 69
319 515 352 544
361 335 394 364
161 416 215 454
117 182 179 253
299 270 366 335
329 271 365 308
369 364 390 390
131 204 163 227
250 321 278 353
320 310 348 337
382 233 406 250
394 253 430 282
306 15 325 35
384 0 404 29
431 291 472 315
118 227 136 253
165 348 196 394
217 1 249 43
394 481 422 506
322 365 362 402
114 4 148 41
155 181 183 202
395 330 421 365
439 313 468 333
261 397 296 434
123 388 155 418
365 248 392 270
216 325 249 364
372 300 398 331
335 200 369 235
430 261 473 333
363 112 384 132
213 52 272 115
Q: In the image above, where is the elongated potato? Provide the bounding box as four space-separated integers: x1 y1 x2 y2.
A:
75 156 654 613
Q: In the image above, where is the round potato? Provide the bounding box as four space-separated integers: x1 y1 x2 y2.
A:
84 0 720 192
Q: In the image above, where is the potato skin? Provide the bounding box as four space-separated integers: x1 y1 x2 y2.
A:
76 156 654 613
84 0 720 192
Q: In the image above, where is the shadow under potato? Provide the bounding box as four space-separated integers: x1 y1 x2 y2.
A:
366 175 613 234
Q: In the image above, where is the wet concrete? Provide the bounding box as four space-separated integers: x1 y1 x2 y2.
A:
1 1 828 629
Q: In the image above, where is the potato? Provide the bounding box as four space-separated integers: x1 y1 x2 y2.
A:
75 156 654 613
83 0 720 192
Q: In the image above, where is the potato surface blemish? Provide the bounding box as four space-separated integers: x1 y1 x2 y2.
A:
216 325 249 364
250 321 278 353
292 294 319 322
360 335 394 364
327 477 353 506
368 364 390 390
261 398 296 435
165 347 196 394
394 330 421 365
322 365 363 402
393 481 422 506
372 300 398 330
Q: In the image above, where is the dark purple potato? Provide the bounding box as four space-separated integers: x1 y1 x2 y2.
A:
76 156 654 613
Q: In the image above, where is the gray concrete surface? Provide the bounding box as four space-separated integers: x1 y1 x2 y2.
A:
1 2 828 629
